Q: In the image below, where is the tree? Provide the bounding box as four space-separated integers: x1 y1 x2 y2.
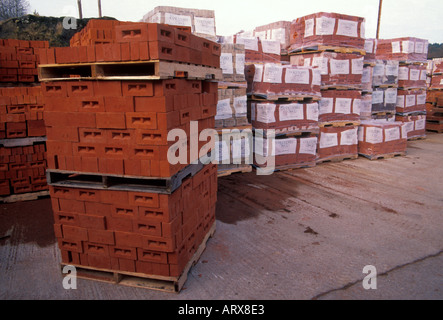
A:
0 0 30 20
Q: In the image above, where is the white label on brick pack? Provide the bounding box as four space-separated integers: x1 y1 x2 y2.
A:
415 41 424 54
392 41 401 53
236 37 259 51
216 140 230 162
303 57 311 67
372 91 384 104
235 54 245 75
330 59 350 75
397 95 405 108
232 137 250 159
312 57 329 75
263 64 283 83
306 103 319 121
420 70 427 81
315 16 335 35
271 28 286 44
279 103 304 121
320 132 338 148
337 19 358 37
360 22 365 38
194 17 216 36
360 98 372 113
262 40 281 55
220 53 234 74
402 40 415 54
417 94 426 105
365 39 375 54
254 137 275 157
353 99 361 115
341 127 358 146
385 127 400 142
256 103 276 123
335 98 352 114
305 18 315 37
285 68 310 84
275 138 297 155
441 79 443 85
254 30 267 40
234 96 247 115
362 67 372 84
398 67 409 80
424 41 429 54
365 127 383 144
415 118 426 130
410 69 420 81
164 13 192 27
406 95 416 107
352 57 364 75
386 64 399 76
385 88 398 104
319 97 334 114
299 136 318 155
373 63 385 77
358 126 364 141
401 124 408 138
404 121 414 133
215 98 233 120
253 64 264 82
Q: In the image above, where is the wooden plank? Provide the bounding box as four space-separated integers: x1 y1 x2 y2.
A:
0 190 49 204
289 45 366 55
316 154 359 165
318 121 360 128
359 151 406 161
249 93 321 102
218 165 252 177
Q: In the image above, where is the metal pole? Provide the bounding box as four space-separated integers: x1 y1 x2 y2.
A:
77 0 83 19
376 0 383 39
98 0 102 18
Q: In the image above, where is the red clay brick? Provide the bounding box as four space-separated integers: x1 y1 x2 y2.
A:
147 23 175 43
134 96 174 113
133 220 162 237
84 201 112 216
59 198 85 213
78 128 106 144
115 23 149 42
87 229 115 245
77 213 106 230
114 231 142 247
96 112 126 129
46 126 79 142
122 81 154 97
137 248 168 264
58 239 83 253
93 81 123 97
106 216 134 232
125 112 157 130
110 246 137 260
104 96 133 112
83 242 109 256
62 225 88 241
128 192 159 208
54 212 79 226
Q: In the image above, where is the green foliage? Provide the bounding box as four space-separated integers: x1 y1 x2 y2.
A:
0 0 29 20
428 43 443 59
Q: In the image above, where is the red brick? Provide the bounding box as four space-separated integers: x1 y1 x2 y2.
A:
122 81 154 97
83 242 109 256
78 128 106 144
110 246 137 260
133 220 162 237
115 23 149 42
156 111 180 129
93 81 123 97
87 229 115 245
137 248 168 264
130 42 140 61
120 43 131 61
123 159 141 176
67 81 94 97
125 112 157 129
105 129 135 145
96 112 126 129
103 96 133 112
128 192 159 208
139 42 150 60
147 23 175 43
77 189 101 202
53 223 63 238
72 143 98 158
46 126 79 142
49 186 77 199
44 111 96 128
78 97 105 113
54 212 79 226
106 216 133 232
46 140 73 157
77 213 106 230
134 96 174 113
141 235 175 252
118 258 136 272
62 225 88 241
100 190 129 204
174 29 192 48
87 254 111 269
78 46 88 63
58 239 83 253
84 201 112 216
114 231 142 247
59 198 85 213
148 41 176 61
42 82 68 97
111 204 137 219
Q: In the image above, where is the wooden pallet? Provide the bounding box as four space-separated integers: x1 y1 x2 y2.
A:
359 151 406 161
408 135 427 141
60 221 216 293
215 125 253 134
249 93 321 102
38 60 223 82
0 190 49 203
371 111 396 116
47 161 206 195
288 45 366 55
320 85 362 91
253 161 316 172
426 121 443 133
316 154 358 165
372 84 398 89
217 81 247 89
426 117 443 124
218 165 252 177
253 126 319 138
318 121 360 128
0 136 47 148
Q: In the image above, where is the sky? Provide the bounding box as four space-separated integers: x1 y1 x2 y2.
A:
27 0 443 43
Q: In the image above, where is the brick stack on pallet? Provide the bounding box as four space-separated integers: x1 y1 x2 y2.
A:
0 39 49 202
376 37 428 140
216 42 252 177
425 58 443 133
359 38 377 120
289 12 365 165
40 20 221 293
245 62 321 172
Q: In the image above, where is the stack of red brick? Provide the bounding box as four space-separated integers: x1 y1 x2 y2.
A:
44 21 220 282
425 58 443 133
358 120 407 159
0 39 48 83
1 38 49 198
288 12 365 163
42 20 220 68
51 163 217 276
